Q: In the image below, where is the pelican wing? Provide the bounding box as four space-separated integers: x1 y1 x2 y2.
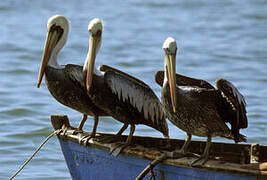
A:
155 71 214 89
65 64 85 89
216 78 247 129
100 65 149 88
102 67 168 136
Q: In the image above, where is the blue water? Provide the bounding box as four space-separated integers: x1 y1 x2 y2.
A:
1 0 267 179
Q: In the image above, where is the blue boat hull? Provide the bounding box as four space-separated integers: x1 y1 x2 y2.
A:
58 138 264 180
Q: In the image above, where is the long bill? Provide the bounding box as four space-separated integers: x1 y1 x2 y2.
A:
86 35 98 93
36 29 61 88
166 54 177 113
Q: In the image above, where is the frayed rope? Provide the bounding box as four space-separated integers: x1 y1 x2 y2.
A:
9 129 63 180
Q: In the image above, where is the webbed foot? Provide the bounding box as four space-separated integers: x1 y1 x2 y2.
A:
109 142 129 157
165 150 200 159
189 155 209 167
189 135 211 167
78 133 95 146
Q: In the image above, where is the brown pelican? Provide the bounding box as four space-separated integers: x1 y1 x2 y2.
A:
36 15 108 137
156 37 247 165
84 18 168 156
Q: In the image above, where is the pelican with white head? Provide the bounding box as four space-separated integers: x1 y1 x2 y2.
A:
37 15 70 88
163 37 178 113
83 18 103 93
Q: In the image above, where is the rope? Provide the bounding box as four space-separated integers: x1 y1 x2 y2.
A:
9 129 62 180
136 154 167 180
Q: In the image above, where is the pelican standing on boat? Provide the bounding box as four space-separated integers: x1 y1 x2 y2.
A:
36 15 108 136
156 37 247 165
83 18 168 156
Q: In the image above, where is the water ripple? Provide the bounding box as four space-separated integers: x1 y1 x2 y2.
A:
1 0 267 179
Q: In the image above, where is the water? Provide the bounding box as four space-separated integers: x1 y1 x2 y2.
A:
0 0 267 179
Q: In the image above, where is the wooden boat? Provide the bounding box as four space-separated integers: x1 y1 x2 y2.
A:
51 115 267 180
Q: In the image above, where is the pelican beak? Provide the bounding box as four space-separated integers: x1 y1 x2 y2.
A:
86 34 99 93
37 26 62 88
166 54 177 113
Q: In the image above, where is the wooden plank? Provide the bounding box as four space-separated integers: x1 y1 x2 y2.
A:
59 139 265 180
51 115 267 177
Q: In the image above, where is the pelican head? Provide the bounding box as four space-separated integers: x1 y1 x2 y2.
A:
84 18 103 93
163 37 177 113
37 15 70 88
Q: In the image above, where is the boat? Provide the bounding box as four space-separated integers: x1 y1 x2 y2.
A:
51 115 267 180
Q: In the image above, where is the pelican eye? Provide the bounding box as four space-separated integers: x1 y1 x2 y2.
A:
164 47 177 55
93 30 102 37
164 48 170 54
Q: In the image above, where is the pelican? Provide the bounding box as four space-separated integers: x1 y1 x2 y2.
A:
156 37 247 165
36 15 108 137
83 18 168 156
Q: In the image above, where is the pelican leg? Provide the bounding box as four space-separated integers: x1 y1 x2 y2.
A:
234 110 240 143
116 123 129 136
77 114 88 131
177 133 192 154
190 135 212 167
125 124 135 145
79 116 99 145
97 123 129 143
91 116 99 138
166 133 198 158
110 124 135 157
